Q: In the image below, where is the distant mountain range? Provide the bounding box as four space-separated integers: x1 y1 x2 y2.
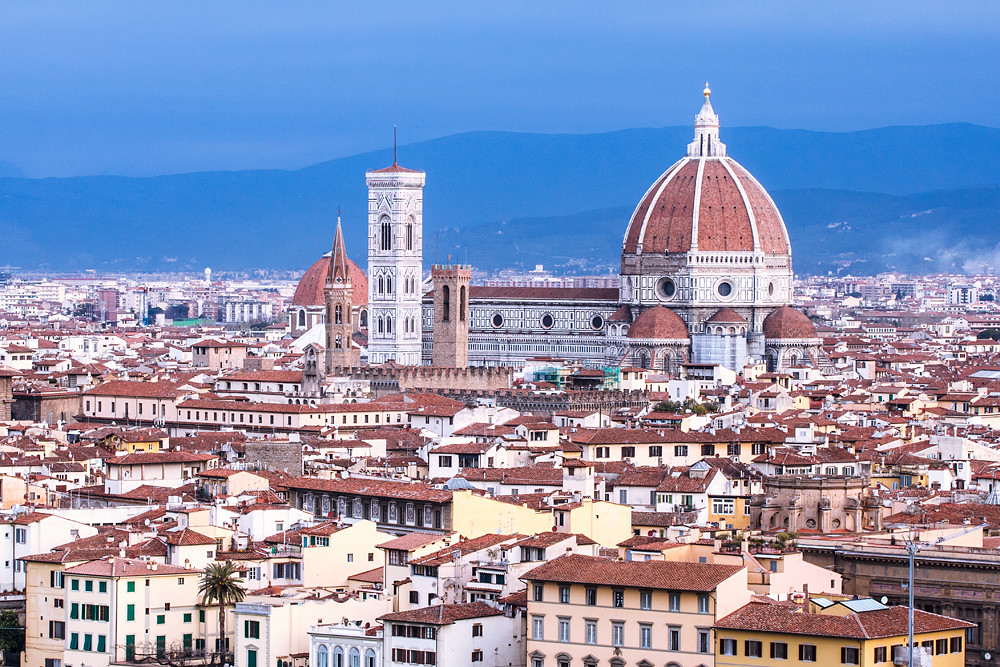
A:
1 123 999 275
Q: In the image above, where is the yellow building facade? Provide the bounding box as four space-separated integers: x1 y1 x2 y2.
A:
715 597 972 667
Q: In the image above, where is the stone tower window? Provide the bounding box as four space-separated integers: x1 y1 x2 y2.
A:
442 285 451 322
380 216 392 251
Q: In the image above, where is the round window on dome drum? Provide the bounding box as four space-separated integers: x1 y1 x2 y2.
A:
540 313 554 329
655 277 677 300
491 313 504 328
717 281 734 298
590 315 604 331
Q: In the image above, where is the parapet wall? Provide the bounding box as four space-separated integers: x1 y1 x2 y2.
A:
329 366 512 396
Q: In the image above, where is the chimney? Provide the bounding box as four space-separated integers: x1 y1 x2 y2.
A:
803 584 810 613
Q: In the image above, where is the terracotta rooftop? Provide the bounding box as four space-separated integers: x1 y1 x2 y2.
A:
522 553 743 592
716 599 972 639
379 601 503 625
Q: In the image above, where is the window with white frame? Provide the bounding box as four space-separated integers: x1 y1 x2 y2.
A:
712 497 735 515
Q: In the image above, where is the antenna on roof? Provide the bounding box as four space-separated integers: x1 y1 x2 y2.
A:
393 125 398 166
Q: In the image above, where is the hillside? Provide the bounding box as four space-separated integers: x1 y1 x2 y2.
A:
1 123 999 274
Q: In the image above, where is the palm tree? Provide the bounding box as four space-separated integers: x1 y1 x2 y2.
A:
198 561 246 666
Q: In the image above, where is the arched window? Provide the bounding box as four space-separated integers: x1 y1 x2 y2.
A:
386 317 393 334
766 351 777 373
350 647 361 667
365 648 377 667
335 335 343 349
442 285 451 322
297 309 305 328
378 276 383 294
387 277 393 295
376 317 384 335
334 646 344 667
317 645 329 667
360 309 368 328
334 304 343 324
405 220 414 251
380 217 391 251
460 285 467 321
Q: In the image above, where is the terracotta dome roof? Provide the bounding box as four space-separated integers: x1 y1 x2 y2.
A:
292 255 368 309
622 157 789 256
608 305 633 323
706 307 747 324
626 306 689 340
622 93 789 257
762 306 818 340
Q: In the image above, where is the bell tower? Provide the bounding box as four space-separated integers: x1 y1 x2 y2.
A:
325 215 360 371
366 157 425 366
432 264 471 368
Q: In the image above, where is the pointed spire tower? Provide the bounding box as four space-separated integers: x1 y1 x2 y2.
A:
324 213 360 371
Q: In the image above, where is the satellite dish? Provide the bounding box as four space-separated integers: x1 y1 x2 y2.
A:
880 596 888 604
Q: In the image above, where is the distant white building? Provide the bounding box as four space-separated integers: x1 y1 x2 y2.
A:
309 620 383 667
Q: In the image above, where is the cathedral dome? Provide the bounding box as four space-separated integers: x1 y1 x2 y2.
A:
706 307 747 324
762 306 818 339
622 90 790 257
626 306 689 340
292 254 368 309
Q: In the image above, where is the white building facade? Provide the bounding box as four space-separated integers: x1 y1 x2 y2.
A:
366 163 426 366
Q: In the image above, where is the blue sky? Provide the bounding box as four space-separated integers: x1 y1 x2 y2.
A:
0 1 996 177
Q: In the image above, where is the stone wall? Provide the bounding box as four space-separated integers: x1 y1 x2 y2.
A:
0 373 14 422
329 366 512 397
245 441 303 475
410 387 650 416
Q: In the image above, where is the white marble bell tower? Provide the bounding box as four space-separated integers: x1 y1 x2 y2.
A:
366 158 425 365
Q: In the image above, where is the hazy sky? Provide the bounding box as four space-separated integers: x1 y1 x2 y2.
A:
0 1 997 177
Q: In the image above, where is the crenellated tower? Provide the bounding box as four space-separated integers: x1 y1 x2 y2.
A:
366 159 426 366
431 264 471 368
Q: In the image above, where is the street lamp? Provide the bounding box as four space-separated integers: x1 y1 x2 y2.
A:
905 538 919 667
902 528 944 667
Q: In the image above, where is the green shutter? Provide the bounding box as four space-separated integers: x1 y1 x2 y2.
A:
125 635 136 661
83 634 92 651
97 635 106 652
184 612 192 623
98 581 107 593
248 649 258 667
69 633 78 650
127 580 135 592
126 604 135 621
70 603 79 619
